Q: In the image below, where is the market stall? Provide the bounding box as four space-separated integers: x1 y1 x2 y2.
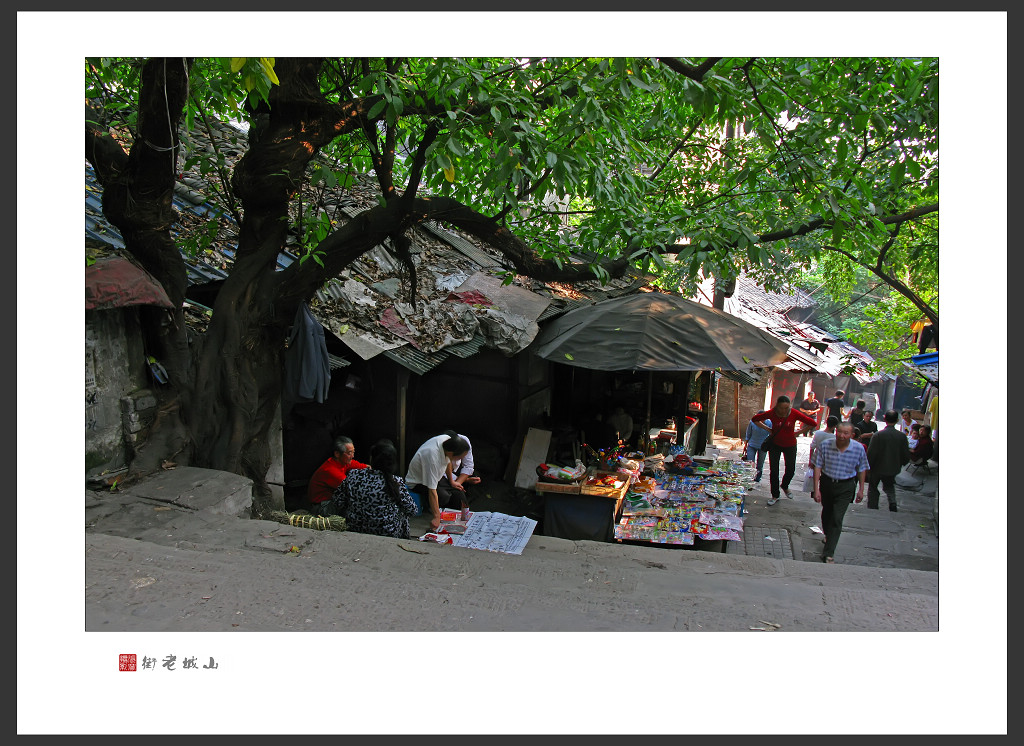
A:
530 291 786 543
531 291 790 442
535 444 754 548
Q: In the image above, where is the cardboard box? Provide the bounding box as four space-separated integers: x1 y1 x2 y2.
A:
534 480 582 495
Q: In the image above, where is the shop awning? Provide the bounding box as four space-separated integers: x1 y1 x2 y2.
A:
906 352 938 384
86 255 174 311
532 291 790 372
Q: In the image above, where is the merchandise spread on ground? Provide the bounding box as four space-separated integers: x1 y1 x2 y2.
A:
614 445 751 545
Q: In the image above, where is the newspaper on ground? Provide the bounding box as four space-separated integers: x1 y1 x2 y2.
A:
419 511 537 555
455 511 537 555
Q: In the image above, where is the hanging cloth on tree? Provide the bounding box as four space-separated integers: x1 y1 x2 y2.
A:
283 302 331 406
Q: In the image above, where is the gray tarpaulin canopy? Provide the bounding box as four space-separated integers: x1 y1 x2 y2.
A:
532 291 790 372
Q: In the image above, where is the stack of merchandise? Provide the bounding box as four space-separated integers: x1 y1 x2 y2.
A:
613 452 755 546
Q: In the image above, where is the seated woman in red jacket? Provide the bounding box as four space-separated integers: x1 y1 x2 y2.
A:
751 396 818 506
306 436 368 515
909 425 934 465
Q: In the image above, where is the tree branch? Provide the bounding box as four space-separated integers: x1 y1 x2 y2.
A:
657 57 723 82
191 93 243 226
402 121 441 202
822 243 938 330
418 197 631 283
85 102 129 184
649 120 702 181
360 115 392 199
874 226 900 271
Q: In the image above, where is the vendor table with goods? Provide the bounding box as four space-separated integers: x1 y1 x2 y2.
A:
539 468 632 542
535 446 754 548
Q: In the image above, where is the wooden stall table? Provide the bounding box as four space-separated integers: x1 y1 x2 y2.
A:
538 472 629 542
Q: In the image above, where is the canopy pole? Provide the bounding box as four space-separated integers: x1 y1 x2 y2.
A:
734 381 740 437
645 371 653 448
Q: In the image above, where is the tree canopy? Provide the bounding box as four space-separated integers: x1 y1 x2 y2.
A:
87 56 938 303
83 56 939 497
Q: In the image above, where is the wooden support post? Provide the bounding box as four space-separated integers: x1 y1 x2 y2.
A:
397 368 410 474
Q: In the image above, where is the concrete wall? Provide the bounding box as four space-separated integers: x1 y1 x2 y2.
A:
86 308 148 475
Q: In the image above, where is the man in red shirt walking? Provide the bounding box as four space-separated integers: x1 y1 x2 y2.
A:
751 395 818 506
306 436 368 515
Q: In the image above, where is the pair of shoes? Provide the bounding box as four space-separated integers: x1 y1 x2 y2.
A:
889 505 898 512
753 477 761 483
767 497 779 506
822 556 835 564
782 488 792 499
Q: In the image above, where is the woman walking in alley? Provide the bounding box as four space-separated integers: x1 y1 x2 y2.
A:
751 396 818 506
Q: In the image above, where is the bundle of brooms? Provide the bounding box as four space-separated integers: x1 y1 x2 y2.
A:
264 510 347 532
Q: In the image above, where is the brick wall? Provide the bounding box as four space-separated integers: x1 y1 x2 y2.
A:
715 375 772 438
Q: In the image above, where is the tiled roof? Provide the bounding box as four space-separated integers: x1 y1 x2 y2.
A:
85 117 659 374
717 276 891 383
732 275 816 313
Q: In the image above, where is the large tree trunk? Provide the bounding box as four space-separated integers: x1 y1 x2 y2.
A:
86 58 636 511
87 58 195 483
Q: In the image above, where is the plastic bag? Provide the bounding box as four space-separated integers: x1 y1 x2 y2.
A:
802 468 814 492
537 459 586 482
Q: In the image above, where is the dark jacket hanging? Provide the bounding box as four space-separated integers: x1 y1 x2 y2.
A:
283 302 331 407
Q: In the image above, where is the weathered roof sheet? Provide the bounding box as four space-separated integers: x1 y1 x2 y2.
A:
86 255 175 311
84 113 667 374
720 368 764 386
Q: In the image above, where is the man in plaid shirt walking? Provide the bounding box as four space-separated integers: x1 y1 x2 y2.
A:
811 422 870 564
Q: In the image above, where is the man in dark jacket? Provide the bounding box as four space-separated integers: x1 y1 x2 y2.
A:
866 410 911 511
855 410 878 437
824 390 845 422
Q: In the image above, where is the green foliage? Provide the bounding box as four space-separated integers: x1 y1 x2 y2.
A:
844 293 926 374
86 56 939 302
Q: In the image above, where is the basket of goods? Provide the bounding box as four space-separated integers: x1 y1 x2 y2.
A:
581 471 631 499
535 460 586 494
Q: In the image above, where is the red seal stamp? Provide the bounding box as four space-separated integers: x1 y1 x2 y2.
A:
119 654 137 671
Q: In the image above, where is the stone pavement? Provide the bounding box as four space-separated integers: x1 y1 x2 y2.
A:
80 442 940 633
713 434 939 571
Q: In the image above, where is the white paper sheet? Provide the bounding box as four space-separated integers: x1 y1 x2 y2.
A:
451 511 538 555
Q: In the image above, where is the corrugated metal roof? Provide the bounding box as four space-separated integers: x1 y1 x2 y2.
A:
327 354 351 370
720 368 762 386
904 360 938 385
382 345 451 375
721 279 892 381
733 275 816 313
443 334 487 359
86 133 658 375
776 341 842 375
